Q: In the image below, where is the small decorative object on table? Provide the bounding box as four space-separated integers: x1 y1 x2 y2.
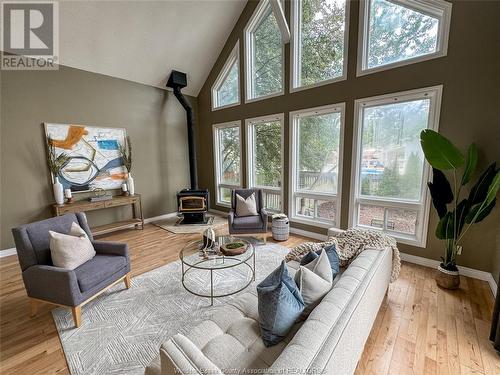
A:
45 136 69 205
119 136 135 195
272 213 289 241
88 188 112 202
121 183 129 196
220 241 248 256
64 188 74 203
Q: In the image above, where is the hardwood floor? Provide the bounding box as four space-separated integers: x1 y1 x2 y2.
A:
0 224 497 374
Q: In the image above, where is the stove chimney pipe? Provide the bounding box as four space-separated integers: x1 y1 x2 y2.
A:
166 70 198 190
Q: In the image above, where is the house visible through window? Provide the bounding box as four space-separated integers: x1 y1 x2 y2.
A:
246 114 284 212
213 121 242 206
292 0 349 90
212 42 240 109
350 86 443 246
358 0 452 75
290 104 344 227
245 0 284 101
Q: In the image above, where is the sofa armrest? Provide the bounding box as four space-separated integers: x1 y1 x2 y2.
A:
92 241 129 261
160 334 223 375
260 209 269 229
22 265 81 306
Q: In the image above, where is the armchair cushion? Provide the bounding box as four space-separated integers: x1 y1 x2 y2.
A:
74 255 127 292
49 222 96 270
235 193 258 216
232 215 265 230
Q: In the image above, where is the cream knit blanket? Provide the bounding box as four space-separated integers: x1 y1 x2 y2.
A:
285 228 401 282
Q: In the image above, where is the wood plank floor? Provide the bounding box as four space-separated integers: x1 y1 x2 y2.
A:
0 224 498 374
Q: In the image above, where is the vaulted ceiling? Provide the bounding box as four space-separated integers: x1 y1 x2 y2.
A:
58 0 247 96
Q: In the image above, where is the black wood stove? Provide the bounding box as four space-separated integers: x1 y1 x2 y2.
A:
167 70 209 224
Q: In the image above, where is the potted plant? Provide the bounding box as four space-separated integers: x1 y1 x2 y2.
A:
46 136 70 205
420 129 499 289
119 136 134 195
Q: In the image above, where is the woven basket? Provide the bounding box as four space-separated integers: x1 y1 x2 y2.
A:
272 217 289 241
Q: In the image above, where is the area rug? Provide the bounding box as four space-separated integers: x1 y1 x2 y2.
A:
52 244 289 375
153 214 227 234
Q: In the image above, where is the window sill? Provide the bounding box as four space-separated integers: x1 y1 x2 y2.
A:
354 224 426 248
290 216 336 229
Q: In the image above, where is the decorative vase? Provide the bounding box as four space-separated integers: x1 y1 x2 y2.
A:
127 173 135 195
53 176 64 205
436 264 460 289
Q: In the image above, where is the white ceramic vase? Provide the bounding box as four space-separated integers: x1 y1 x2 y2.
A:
127 173 135 195
53 176 64 205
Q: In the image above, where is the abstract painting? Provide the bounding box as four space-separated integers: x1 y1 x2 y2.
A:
44 123 128 192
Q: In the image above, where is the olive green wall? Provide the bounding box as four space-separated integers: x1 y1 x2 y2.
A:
0 65 196 249
196 0 500 275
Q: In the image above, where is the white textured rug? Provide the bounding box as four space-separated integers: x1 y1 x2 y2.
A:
52 244 289 375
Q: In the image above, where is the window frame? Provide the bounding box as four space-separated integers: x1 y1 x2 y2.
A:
213 121 243 207
211 41 240 111
290 0 350 92
245 113 285 213
357 0 452 77
244 0 285 103
289 103 345 228
349 85 443 247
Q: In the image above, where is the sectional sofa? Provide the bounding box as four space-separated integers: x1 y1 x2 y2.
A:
145 244 392 375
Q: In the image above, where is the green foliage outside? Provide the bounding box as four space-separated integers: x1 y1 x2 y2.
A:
217 62 239 107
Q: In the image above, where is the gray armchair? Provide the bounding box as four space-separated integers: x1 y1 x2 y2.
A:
228 188 268 242
12 212 131 328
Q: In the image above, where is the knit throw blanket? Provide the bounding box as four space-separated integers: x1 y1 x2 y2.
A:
285 228 401 282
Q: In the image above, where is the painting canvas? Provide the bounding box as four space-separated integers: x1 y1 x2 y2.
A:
44 123 128 192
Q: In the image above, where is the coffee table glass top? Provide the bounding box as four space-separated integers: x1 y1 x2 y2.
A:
180 235 254 270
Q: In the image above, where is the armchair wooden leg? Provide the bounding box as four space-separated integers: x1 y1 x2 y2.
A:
72 306 82 328
124 273 131 289
263 235 267 244
30 299 38 317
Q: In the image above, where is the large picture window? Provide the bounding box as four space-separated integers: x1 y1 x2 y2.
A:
213 121 242 206
245 0 284 102
290 104 344 227
212 42 240 110
350 86 442 246
358 0 452 75
291 0 349 90
246 114 284 212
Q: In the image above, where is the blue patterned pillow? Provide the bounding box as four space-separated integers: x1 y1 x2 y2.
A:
300 244 340 277
257 261 305 347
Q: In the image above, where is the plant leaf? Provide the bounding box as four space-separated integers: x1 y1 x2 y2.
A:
455 199 469 235
461 143 478 185
420 129 465 170
428 168 453 218
468 162 498 205
436 212 454 239
484 171 500 207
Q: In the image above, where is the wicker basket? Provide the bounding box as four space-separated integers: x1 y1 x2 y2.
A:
272 216 289 241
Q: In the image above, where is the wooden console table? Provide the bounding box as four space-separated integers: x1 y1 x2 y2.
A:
52 194 144 236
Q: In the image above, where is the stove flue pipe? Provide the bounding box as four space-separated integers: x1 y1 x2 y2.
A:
166 70 198 190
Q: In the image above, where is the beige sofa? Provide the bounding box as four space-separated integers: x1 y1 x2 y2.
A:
145 246 392 375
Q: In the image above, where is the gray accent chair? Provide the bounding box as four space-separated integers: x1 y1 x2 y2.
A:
228 188 268 242
11 212 131 328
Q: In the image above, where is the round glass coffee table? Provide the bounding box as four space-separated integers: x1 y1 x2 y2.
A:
180 236 255 305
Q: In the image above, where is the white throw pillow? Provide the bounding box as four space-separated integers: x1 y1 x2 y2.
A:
235 193 258 216
294 249 333 315
49 222 96 270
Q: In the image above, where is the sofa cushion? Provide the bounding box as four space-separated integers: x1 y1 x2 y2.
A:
49 222 96 270
74 255 126 292
300 244 340 277
257 261 305 347
232 215 263 230
295 250 333 315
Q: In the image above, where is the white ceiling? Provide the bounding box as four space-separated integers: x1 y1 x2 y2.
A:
58 0 247 96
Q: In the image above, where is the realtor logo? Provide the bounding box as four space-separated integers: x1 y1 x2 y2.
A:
1 1 59 70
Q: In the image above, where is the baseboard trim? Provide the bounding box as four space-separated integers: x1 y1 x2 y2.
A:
0 248 17 258
400 252 497 297
143 212 178 224
289 227 328 241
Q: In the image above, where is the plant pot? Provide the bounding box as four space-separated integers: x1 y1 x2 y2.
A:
53 176 64 205
436 264 460 289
